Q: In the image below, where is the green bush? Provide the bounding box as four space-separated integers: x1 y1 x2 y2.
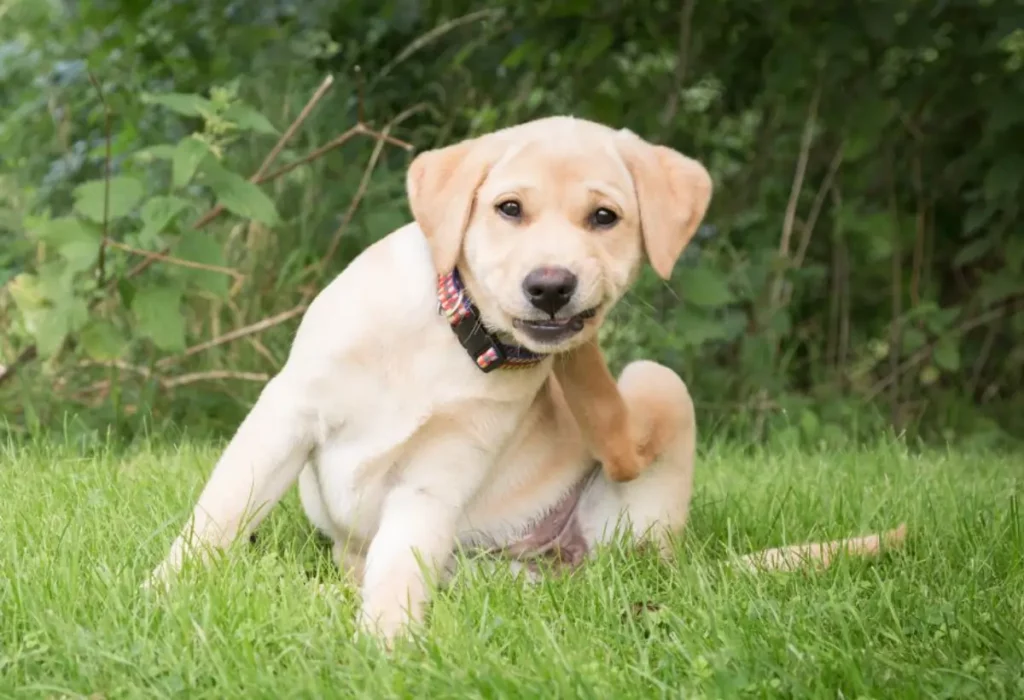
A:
1 0 1022 448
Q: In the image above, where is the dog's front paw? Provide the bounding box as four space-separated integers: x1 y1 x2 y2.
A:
142 554 180 595
601 440 651 483
355 604 415 651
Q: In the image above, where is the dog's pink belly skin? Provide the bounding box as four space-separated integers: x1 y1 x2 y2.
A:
487 466 598 572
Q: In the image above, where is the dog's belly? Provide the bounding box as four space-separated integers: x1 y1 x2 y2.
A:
461 465 600 573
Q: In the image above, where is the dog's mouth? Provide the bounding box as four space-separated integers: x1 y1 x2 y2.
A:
512 307 599 347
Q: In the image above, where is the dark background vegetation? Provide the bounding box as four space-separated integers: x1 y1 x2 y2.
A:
1 0 1022 449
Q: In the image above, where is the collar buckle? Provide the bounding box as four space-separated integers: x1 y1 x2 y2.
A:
451 315 506 372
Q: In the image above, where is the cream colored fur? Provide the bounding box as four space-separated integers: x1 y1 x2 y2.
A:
146 116 903 645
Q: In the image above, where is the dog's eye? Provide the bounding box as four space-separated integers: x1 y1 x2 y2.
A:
497 200 523 220
591 208 619 228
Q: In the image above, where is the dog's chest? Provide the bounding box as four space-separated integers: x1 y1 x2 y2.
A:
306 351 546 541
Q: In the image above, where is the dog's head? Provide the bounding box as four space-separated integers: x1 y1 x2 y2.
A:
406 116 712 354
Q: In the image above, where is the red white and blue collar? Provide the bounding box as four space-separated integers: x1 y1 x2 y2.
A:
437 268 546 373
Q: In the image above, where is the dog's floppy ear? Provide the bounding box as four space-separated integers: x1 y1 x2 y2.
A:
406 135 502 275
615 131 713 280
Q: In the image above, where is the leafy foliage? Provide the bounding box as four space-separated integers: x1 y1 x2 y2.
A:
1 0 1022 447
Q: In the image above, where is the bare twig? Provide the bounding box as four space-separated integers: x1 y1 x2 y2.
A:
313 103 428 281
190 75 335 231
792 144 844 270
769 81 822 309
246 337 279 368
0 346 37 387
659 0 698 133
317 132 389 276
356 65 365 124
781 143 844 309
77 359 153 378
75 366 269 400
258 124 413 185
968 316 1001 399
863 301 1019 402
754 82 822 440
910 153 926 307
835 189 850 371
87 71 112 287
163 370 269 389
369 9 503 89
156 304 307 369
887 153 904 427
104 240 244 279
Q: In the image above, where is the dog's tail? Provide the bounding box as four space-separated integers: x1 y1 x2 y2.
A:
732 523 908 573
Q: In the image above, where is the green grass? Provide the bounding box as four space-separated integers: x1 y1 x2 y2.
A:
1 438 1022 699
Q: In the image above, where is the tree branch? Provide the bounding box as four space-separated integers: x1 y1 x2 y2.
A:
105 239 245 280
156 304 307 369
87 71 112 287
659 0 698 133
313 103 427 281
162 370 269 389
769 81 822 309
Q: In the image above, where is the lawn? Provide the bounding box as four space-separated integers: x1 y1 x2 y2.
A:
1 438 1022 698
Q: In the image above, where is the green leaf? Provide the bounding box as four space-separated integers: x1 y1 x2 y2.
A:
79 320 128 361
1012 310 1024 334
34 310 69 358
799 409 821 438
131 284 186 352
200 159 279 226
924 306 960 335
1007 236 1024 274
932 337 961 372
132 144 178 163
60 238 102 275
363 209 409 237
679 265 734 308
8 273 46 312
117 278 136 309
978 270 1024 306
502 41 535 69
223 104 279 135
72 176 145 222
173 230 230 298
953 235 997 267
141 92 215 117
577 27 614 68
36 260 74 304
31 216 84 245
33 297 89 358
902 326 927 353
172 136 213 190
139 196 191 245
32 217 105 274
919 365 940 387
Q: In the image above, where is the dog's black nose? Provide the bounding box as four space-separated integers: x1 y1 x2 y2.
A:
522 266 577 316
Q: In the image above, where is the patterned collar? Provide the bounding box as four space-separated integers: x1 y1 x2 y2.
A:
437 268 546 373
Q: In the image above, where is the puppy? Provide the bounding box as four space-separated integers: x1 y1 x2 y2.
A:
148 116 714 641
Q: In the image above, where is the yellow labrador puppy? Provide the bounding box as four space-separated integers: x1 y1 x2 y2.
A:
147 115 901 643
149 116 707 640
